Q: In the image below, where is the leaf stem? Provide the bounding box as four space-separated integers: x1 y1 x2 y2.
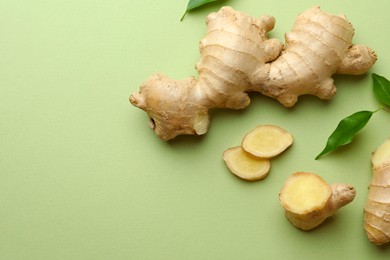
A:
379 105 390 113
180 11 187 21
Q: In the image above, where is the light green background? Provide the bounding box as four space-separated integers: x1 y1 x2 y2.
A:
1 0 390 259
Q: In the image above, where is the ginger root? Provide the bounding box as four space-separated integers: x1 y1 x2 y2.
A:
279 172 356 230
223 125 292 181
364 138 390 246
130 6 376 141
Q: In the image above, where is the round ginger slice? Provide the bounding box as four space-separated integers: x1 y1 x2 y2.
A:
223 146 271 181
241 125 293 158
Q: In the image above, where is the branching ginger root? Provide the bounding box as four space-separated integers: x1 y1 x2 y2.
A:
130 6 376 141
364 138 390 246
279 172 356 230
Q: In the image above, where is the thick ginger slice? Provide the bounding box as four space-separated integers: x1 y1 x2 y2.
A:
241 125 293 158
279 172 356 230
364 138 390 246
223 146 271 181
130 6 376 141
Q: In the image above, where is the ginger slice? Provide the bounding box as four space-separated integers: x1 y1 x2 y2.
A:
223 146 271 181
279 172 356 230
241 125 293 158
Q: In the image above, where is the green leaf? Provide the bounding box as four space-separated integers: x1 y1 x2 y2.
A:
315 110 375 159
180 0 219 21
373 73 390 107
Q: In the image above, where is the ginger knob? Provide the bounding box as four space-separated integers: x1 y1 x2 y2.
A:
279 172 356 230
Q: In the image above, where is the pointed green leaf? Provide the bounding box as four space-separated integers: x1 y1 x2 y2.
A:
373 73 390 107
315 110 374 159
181 0 220 21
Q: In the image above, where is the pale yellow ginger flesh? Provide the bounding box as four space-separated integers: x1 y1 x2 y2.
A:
241 125 293 158
280 173 331 213
223 125 292 181
279 172 356 230
223 146 270 181
364 138 390 246
130 6 376 141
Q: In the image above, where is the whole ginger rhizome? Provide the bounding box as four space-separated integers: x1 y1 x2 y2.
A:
130 6 376 141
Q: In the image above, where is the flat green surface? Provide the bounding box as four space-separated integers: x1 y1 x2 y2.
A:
1 0 390 259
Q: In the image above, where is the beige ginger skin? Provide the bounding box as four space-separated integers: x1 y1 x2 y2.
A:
130 6 376 141
364 138 390 246
279 172 356 230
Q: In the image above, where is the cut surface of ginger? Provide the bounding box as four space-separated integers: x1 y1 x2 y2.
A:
242 125 293 158
372 138 390 167
223 146 270 181
280 172 331 214
280 172 355 230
